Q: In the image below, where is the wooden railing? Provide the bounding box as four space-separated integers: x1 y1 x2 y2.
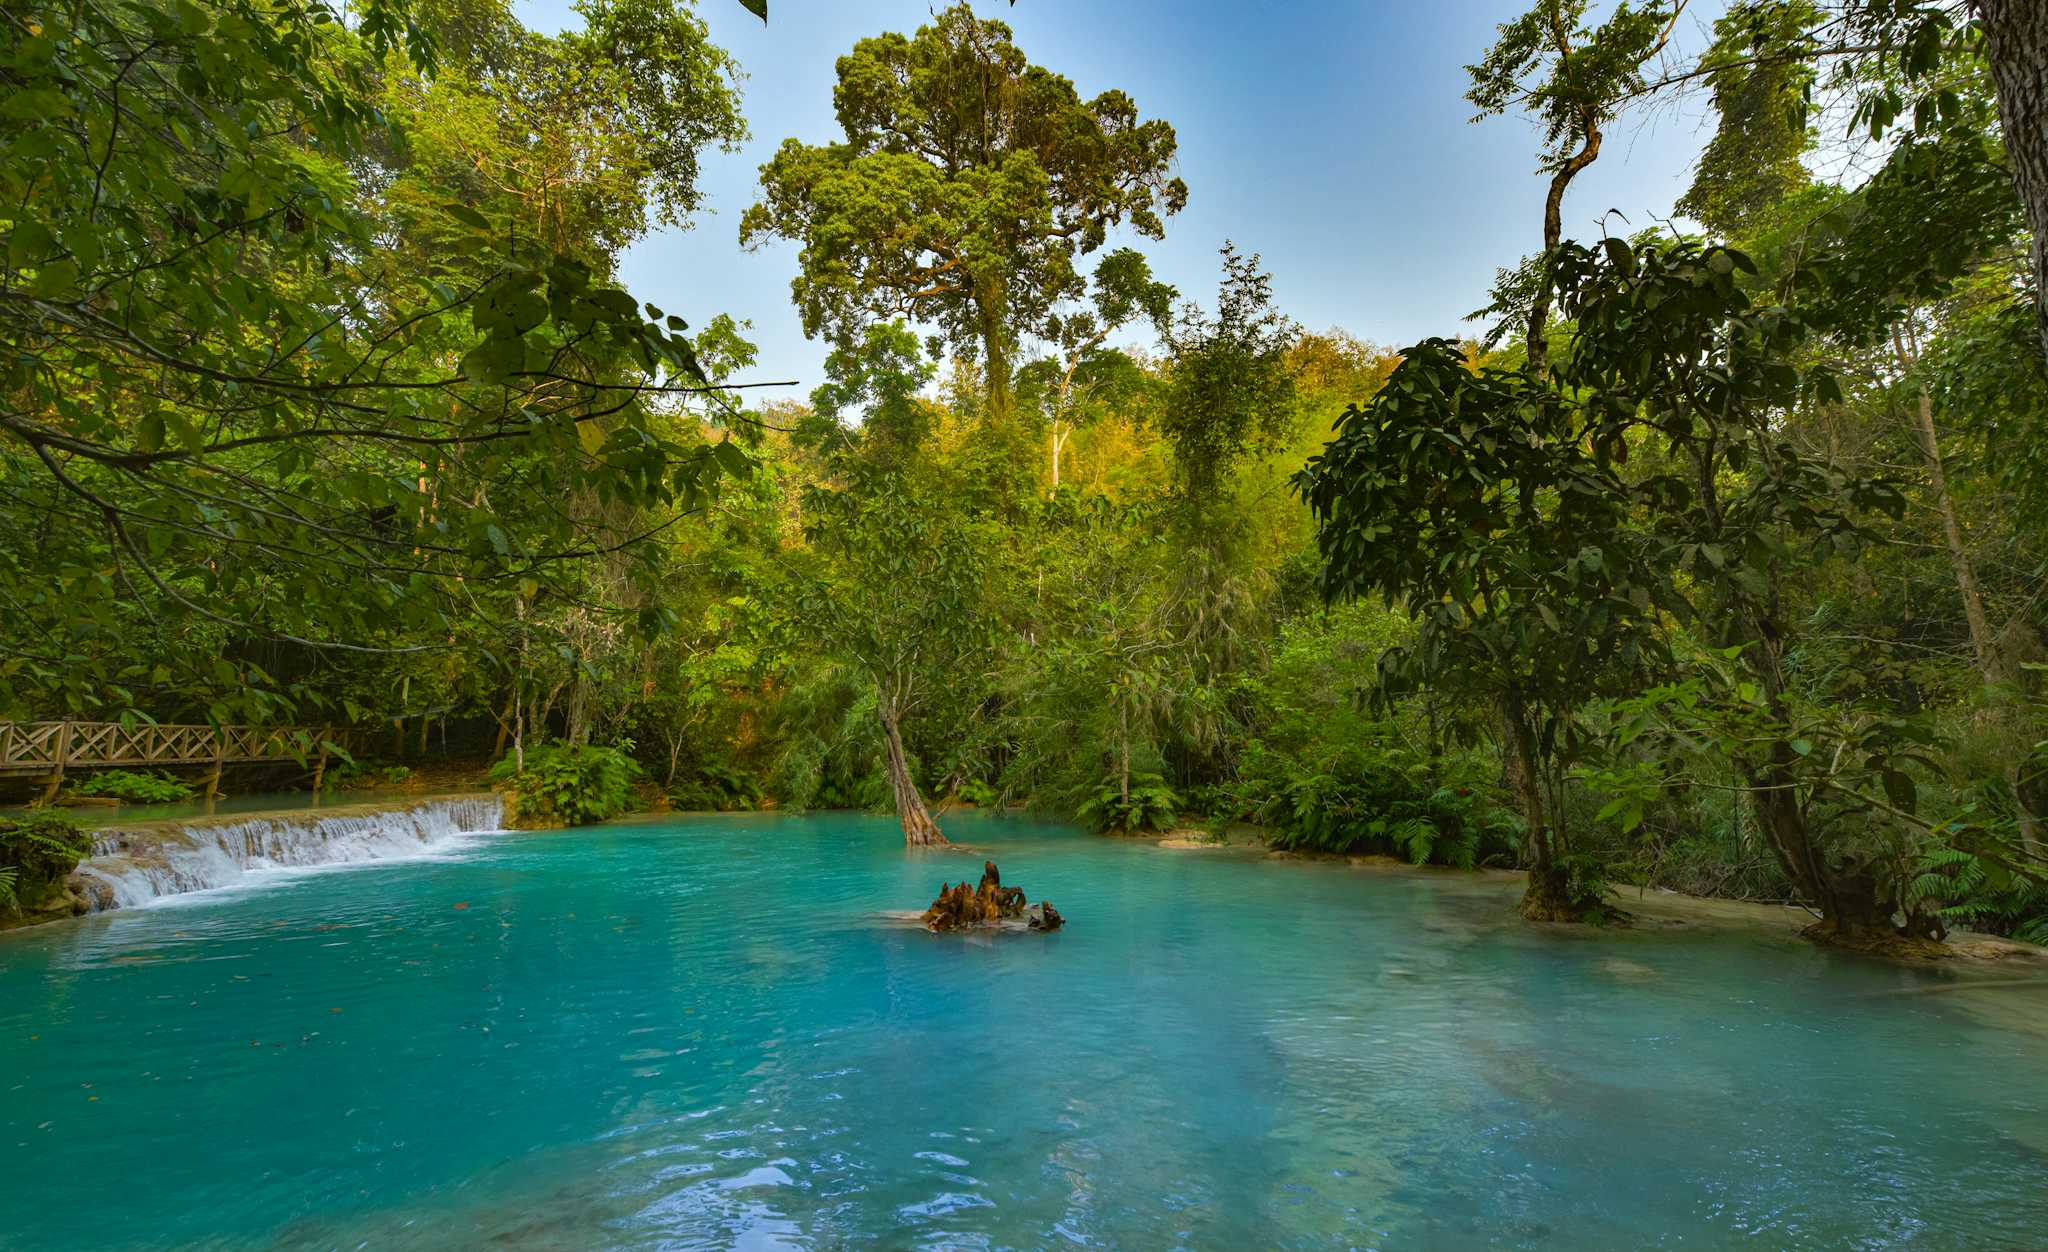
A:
0 721 351 800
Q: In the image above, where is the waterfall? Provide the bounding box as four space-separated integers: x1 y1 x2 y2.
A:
73 795 507 912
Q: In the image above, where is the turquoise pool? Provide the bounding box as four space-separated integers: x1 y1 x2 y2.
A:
3 812 2045 1248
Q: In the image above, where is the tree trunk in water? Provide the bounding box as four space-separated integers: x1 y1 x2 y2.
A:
880 703 948 847
1737 651 1939 952
1500 699 1587 920
1978 0 2048 361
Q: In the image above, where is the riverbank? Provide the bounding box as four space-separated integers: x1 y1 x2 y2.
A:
1149 825 2048 966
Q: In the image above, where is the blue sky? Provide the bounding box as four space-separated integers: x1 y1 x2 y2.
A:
514 0 1729 401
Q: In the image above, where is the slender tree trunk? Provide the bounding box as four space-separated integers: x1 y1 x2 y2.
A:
1524 122 1604 381
1903 378 2044 857
1500 697 1580 919
1118 701 1132 806
879 700 947 846
1977 0 2048 361
1910 388 2002 679
491 691 515 759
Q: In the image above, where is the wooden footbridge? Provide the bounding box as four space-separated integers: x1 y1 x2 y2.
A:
0 721 351 801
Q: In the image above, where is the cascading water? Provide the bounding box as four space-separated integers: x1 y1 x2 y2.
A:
73 795 506 911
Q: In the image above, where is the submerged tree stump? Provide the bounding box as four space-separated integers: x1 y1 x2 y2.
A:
921 860 1061 933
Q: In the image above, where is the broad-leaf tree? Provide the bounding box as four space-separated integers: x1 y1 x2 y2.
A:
0 0 754 724
740 3 1185 435
795 468 989 846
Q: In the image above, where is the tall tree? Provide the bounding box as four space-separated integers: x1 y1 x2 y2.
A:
0 0 755 726
1974 0 2048 360
1674 0 1818 236
1467 0 1686 375
1027 247 1173 494
740 3 1185 433
796 468 988 847
1295 336 1664 920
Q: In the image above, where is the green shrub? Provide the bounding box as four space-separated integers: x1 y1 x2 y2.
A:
810 769 889 812
490 742 641 826
669 762 763 812
0 811 92 912
323 760 413 792
1077 772 1179 834
1241 740 1514 867
955 779 1002 808
69 769 195 804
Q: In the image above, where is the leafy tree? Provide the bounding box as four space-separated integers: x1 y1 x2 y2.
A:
1466 0 1685 373
384 0 747 264
1160 245 1299 505
1674 1 1819 236
740 3 1185 432
1295 334 1667 918
0 0 755 725
794 463 989 846
1023 248 1174 493
804 322 936 461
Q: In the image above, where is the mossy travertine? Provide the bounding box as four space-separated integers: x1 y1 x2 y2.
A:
1 794 502 932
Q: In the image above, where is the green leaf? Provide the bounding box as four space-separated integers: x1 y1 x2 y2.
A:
1882 769 1917 815
442 201 490 231
736 0 766 18
7 220 54 267
710 440 754 479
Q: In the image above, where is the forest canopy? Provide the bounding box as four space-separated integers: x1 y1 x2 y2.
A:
3 0 2046 953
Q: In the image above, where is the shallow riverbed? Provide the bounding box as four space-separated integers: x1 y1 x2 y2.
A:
3 811 2045 1249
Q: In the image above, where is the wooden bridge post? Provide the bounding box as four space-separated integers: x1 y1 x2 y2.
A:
39 720 72 805
203 731 225 801
311 743 330 795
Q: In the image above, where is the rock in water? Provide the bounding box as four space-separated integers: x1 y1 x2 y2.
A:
1026 901 1063 931
920 860 1045 933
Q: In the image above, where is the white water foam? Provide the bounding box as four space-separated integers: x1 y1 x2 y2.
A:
74 795 507 911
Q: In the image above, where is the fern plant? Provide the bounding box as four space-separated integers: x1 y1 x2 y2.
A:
0 812 92 912
669 762 764 812
1077 772 1179 834
1909 844 2044 942
491 742 642 826
70 769 196 804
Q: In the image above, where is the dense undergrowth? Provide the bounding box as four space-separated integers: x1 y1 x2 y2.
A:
0 812 91 919
2 0 2043 948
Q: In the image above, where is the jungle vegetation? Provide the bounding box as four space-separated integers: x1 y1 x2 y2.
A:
3 0 2046 952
